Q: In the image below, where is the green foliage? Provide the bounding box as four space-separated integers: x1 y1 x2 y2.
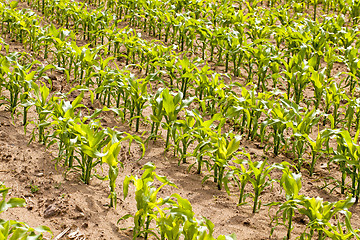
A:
120 163 236 240
4 0 360 238
121 162 177 239
268 167 359 240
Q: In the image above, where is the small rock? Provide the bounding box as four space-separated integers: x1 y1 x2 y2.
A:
44 204 59 218
243 218 251 226
19 175 29 182
81 223 88 229
75 205 83 212
0 131 6 138
70 212 85 220
35 172 44 177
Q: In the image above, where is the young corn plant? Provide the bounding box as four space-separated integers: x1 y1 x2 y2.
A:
322 81 343 128
120 162 177 240
27 82 55 144
344 96 360 132
306 128 329 176
207 132 242 191
332 129 360 201
281 54 311 105
0 58 40 118
175 56 198 99
224 152 254 205
120 163 236 240
298 195 355 240
310 69 326 110
261 101 295 156
268 164 303 240
248 158 278 213
47 90 88 168
288 108 321 172
69 119 110 184
127 77 150 132
149 88 164 140
102 128 145 208
157 193 236 240
172 112 196 165
161 89 194 150
191 111 223 174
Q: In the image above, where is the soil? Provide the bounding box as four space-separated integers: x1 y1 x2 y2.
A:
5 107 360 240
1 1 360 240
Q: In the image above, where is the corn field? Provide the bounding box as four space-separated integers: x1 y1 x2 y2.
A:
1 0 360 239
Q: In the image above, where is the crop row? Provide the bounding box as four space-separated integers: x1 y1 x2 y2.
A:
2 0 360 239
18 0 360 108
1 0 360 208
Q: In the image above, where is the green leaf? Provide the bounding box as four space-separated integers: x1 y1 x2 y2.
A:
117 214 133 224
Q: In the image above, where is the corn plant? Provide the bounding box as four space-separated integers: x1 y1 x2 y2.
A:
323 81 344 128
261 100 296 156
0 57 40 118
157 193 236 240
288 108 321 171
120 163 236 240
127 77 150 132
175 56 197 99
298 195 355 240
321 211 360 239
172 112 196 164
161 89 194 150
207 132 242 191
306 129 328 177
310 69 327 110
281 54 311 105
26 82 55 144
68 119 110 184
49 93 86 168
224 152 253 205
344 96 360 132
331 129 360 201
268 164 303 240
248 158 278 213
120 162 177 240
0 37 9 53
149 88 164 140
102 128 145 208
191 111 223 174
343 47 359 93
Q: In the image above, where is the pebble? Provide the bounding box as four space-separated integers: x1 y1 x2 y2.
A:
35 172 44 177
44 204 59 218
243 218 251 226
75 205 83 212
0 131 6 138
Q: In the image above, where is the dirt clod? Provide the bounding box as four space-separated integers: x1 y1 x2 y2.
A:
44 204 59 218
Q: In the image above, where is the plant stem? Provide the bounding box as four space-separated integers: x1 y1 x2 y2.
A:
287 208 293 239
239 182 246 204
253 190 259 213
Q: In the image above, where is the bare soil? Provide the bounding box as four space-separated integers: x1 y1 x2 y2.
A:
1 1 360 240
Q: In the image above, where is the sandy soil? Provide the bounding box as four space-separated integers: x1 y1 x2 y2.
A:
1 1 360 240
